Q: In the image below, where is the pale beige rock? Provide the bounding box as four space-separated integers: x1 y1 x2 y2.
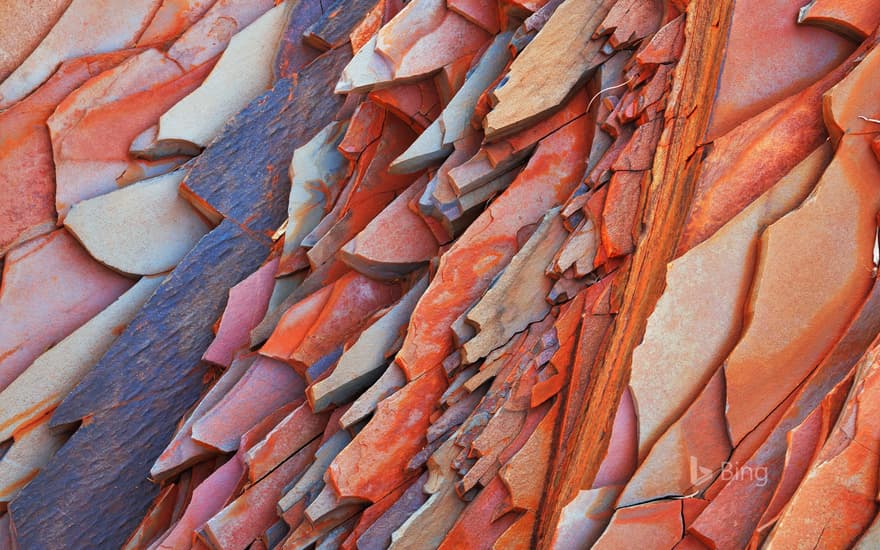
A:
0 276 161 443
462 209 566 363
166 0 276 70
389 434 467 550
335 35 394 94
338 363 406 430
391 32 511 173
308 276 428 412
0 416 65 505
0 0 160 108
65 171 212 276
484 0 613 139
628 144 832 458
281 121 350 265
156 0 291 148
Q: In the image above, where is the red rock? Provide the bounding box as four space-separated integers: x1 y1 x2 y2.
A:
705 0 853 141
203 259 277 368
724 136 880 445
679 43 862 253
436 477 519 550
368 81 442 131
592 499 683 549
0 0 160 108
261 285 335 365
201 438 322 550
49 49 215 218
600 171 643 259
329 367 447 503
618 371 730 507
151 456 245 550
266 272 402 377
591 388 637 490
798 0 880 40
396 114 589 381
340 178 439 279
447 0 500 34
0 0 70 84
0 50 135 258
244 403 330 483
191 357 305 452
338 477 413 550
762 345 880 548
137 0 216 46
0 230 132 391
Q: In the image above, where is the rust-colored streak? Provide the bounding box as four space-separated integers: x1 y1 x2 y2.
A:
535 0 735 545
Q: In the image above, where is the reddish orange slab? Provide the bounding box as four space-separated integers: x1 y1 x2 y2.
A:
0 50 136 257
328 367 447 503
396 114 589 381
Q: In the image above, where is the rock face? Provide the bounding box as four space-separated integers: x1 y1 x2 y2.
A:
2 1 880 548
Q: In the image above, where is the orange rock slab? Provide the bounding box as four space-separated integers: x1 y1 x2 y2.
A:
395 114 589 381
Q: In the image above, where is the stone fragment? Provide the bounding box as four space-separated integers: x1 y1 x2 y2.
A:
0 230 133 393
49 48 214 218
0 0 160 108
463 210 566 363
724 136 880 445
203 260 277 367
0 50 134 258
191 357 305 452
10 220 268 549
0 276 161 443
309 276 427 412
156 1 292 149
396 115 588 380
629 144 831 456
484 0 614 138
0 414 65 507
798 0 880 40
65 170 212 275
181 47 352 235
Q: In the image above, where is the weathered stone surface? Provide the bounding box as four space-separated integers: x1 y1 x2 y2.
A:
191 357 304 452
180 47 352 235
463 210 566 363
49 48 214 218
156 0 292 149
0 413 66 508
304 0 379 51
203 260 276 368
629 144 831 457
279 121 350 276
798 0 880 40
10 220 268 549
0 276 161 443
724 136 880 445
135 0 216 46
65 170 211 275
706 0 854 141
340 181 439 279
484 0 613 139
0 0 71 84
396 115 588 381
308 276 427 412
0 0 160 108
0 50 134 258
0 230 133 393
